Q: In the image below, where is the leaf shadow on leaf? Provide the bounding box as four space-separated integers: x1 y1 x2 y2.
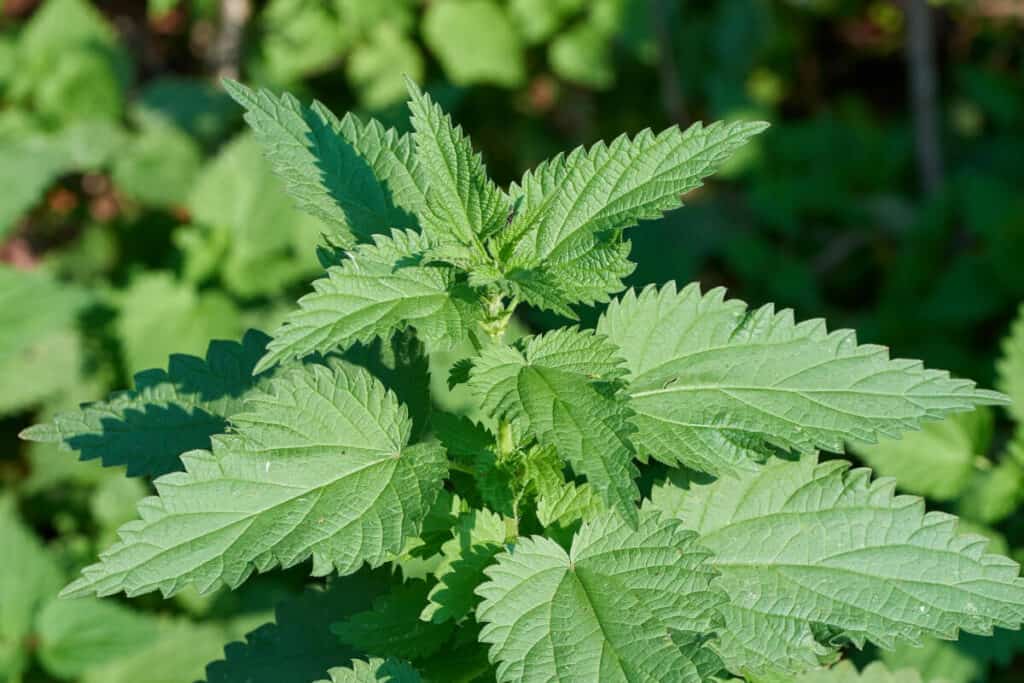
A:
204 569 392 683
67 403 227 478
303 107 417 240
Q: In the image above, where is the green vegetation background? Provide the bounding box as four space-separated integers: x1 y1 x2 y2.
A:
1 1 1022 681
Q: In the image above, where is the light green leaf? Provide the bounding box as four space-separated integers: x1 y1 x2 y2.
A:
0 266 90 415
509 0 585 44
467 329 639 525
20 330 269 478
333 580 454 660
851 409 993 501
998 302 1024 424
317 658 421 683
80 619 236 683
115 272 243 375
422 0 526 87
475 510 724 683
0 496 64 682
500 121 767 305
348 24 424 110
225 80 425 240
251 0 349 83
956 456 1024 525
523 445 604 535
794 661 933 683
422 508 507 623
183 133 324 297
256 230 483 373
113 114 202 207
406 79 507 247
549 20 616 89
598 283 1008 476
879 637 980 683
650 456 1024 677
62 362 448 598
35 597 159 678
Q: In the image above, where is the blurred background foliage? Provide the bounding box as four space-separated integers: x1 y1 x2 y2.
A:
1 0 1023 681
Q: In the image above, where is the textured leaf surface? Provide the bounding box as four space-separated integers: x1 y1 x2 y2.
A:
407 79 506 247
317 658 421 683
499 120 766 305
226 80 424 239
651 456 1024 676
257 230 482 373
63 362 447 598
467 329 639 524
332 580 454 660
999 303 1024 424
475 510 724 683
598 283 1007 476
20 330 269 478
422 508 507 623
851 409 992 501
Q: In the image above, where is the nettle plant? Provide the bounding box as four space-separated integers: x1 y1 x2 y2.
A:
23 79 1024 683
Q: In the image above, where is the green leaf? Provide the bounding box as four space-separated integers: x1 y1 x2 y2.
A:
406 79 507 247
879 637 981 683
11 0 130 124
851 409 993 501
422 508 507 623
0 496 64 682
431 413 514 516
35 597 159 678
250 0 349 83
347 24 424 110
549 20 616 89
113 114 202 207
523 445 603 536
333 580 455 660
500 121 768 305
475 510 724 682
225 80 425 240
80 618 236 683
956 456 1024 525
62 362 448 598
422 0 526 87
205 572 392 683
598 283 1008 476
650 456 1024 677
19 330 269 478
0 265 90 415
998 302 1024 424
317 658 421 683
794 661 930 683
467 329 640 525
115 272 243 375
183 133 324 297
256 230 483 373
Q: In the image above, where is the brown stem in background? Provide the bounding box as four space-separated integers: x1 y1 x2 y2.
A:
904 0 944 196
209 0 251 81
652 0 688 126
